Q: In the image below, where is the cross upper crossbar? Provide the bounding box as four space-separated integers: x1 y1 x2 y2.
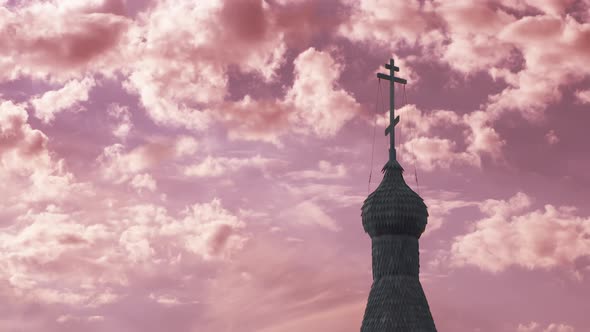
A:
377 73 407 84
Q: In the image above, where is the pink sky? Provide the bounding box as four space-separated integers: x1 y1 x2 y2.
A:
1 0 589 331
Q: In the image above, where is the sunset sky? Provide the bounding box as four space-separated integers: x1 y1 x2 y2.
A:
1 0 589 331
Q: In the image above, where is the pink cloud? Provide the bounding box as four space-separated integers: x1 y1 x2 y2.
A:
199 233 368 331
30 77 96 123
272 1 347 48
130 173 157 193
376 105 503 170
0 196 248 313
98 136 198 184
462 111 505 160
421 190 480 236
486 15 590 119
574 89 590 104
0 100 85 206
545 129 559 145
518 321 576 332
98 143 158 183
279 181 365 208
0 100 48 164
279 200 341 232
160 199 247 260
123 0 286 131
286 47 361 137
107 103 133 139
401 136 480 171
498 0 578 16
216 95 290 145
451 192 590 274
338 0 440 49
435 1 516 74
0 0 129 82
184 154 275 178
216 47 361 143
287 160 348 180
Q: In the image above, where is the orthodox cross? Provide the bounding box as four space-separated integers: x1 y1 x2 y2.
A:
377 58 407 162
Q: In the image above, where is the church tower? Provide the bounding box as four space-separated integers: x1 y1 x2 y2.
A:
360 59 437 331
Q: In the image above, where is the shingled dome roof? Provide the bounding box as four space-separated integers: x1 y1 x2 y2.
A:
361 160 428 238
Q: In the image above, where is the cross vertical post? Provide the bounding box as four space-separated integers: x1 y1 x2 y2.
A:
377 58 407 162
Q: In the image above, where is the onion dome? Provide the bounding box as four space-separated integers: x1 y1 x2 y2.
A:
361 160 428 238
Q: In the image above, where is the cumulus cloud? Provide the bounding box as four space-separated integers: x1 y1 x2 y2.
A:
286 47 361 137
184 154 274 177
280 181 365 209
0 100 83 205
0 0 129 82
131 173 157 193
462 110 505 160
280 200 341 232
107 103 133 139
0 100 49 171
517 321 576 332
428 2 590 122
499 0 578 16
98 136 198 183
545 129 559 145
216 47 361 144
434 0 516 74
30 77 96 123
487 15 590 120
421 190 480 236
0 206 115 306
98 143 158 183
401 136 479 171
174 135 199 157
575 89 590 104
216 95 290 145
0 197 247 309
159 199 247 260
123 0 286 131
339 0 440 49
451 192 590 274
376 105 503 170
340 1 589 166
286 160 347 180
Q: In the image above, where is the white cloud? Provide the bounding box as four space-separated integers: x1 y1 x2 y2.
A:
0 100 84 205
451 192 590 274
400 136 480 171
517 321 575 332
107 103 133 139
184 154 274 177
280 200 340 232
31 77 95 123
286 48 361 137
131 173 157 193
286 160 347 180
123 0 286 131
486 15 590 120
545 130 559 145
575 89 590 104
339 0 439 49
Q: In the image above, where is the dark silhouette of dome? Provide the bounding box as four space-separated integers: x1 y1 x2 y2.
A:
362 160 428 239
360 160 437 332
